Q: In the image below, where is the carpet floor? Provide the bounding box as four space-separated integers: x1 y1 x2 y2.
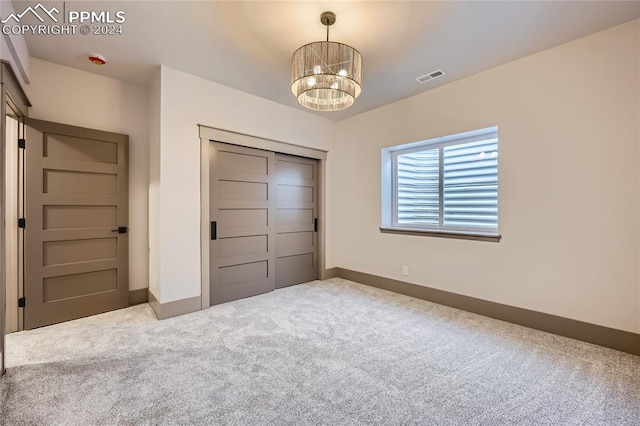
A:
1 278 639 425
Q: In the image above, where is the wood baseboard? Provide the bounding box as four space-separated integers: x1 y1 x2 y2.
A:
321 267 340 279
147 291 201 320
128 289 148 306
332 268 640 356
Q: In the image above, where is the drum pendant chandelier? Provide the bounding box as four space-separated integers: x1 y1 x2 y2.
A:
291 11 363 112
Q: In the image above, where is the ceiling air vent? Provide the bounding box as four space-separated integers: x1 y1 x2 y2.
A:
416 69 446 84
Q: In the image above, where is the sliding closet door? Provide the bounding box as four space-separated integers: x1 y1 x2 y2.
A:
274 154 319 288
209 143 276 305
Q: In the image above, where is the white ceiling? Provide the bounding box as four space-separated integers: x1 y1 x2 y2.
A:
11 0 640 121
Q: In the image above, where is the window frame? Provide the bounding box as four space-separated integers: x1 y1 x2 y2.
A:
381 126 501 242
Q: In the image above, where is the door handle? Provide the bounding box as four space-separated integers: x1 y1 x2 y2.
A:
211 221 217 240
111 226 128 234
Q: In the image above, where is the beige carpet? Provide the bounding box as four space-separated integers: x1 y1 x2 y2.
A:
1 278 639 425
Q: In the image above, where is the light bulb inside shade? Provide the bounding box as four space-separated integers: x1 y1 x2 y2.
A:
307 77 316 87
330 82 339 90
313 65 322 74
338 69 348 77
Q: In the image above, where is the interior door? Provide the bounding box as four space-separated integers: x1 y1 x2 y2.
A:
209 142 276 305
274 154 319 288
24 118 129 329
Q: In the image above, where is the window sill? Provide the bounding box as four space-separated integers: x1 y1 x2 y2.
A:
379 227 501 242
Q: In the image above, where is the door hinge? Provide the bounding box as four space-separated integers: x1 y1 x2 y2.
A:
18 297 25 308
18 139 25 149
18 218 26 228
314 218 318 232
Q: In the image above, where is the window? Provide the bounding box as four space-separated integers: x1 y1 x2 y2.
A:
381 127 500 241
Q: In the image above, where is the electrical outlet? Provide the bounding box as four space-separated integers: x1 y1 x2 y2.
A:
402 265 409 276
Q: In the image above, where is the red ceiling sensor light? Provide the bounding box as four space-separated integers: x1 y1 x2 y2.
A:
88 53 106 65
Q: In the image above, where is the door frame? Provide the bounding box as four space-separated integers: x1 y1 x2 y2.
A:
199 126 328 310
0 61 31 376
5 114 20 333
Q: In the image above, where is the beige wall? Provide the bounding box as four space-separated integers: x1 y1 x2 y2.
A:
24 58 150 292
154 66 334 303
330 20 640 333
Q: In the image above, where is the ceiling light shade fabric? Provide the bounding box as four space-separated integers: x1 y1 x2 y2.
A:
291 41 363 111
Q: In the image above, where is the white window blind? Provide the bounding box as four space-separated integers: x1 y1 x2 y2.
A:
387 128 498 236
397 149 440 225
443 138 498 229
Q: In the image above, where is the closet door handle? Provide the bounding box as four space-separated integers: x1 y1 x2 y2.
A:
211 221 217 240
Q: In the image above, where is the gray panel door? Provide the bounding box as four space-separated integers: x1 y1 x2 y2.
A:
25 118 129 329
274 154 319 288
210 142 276 305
